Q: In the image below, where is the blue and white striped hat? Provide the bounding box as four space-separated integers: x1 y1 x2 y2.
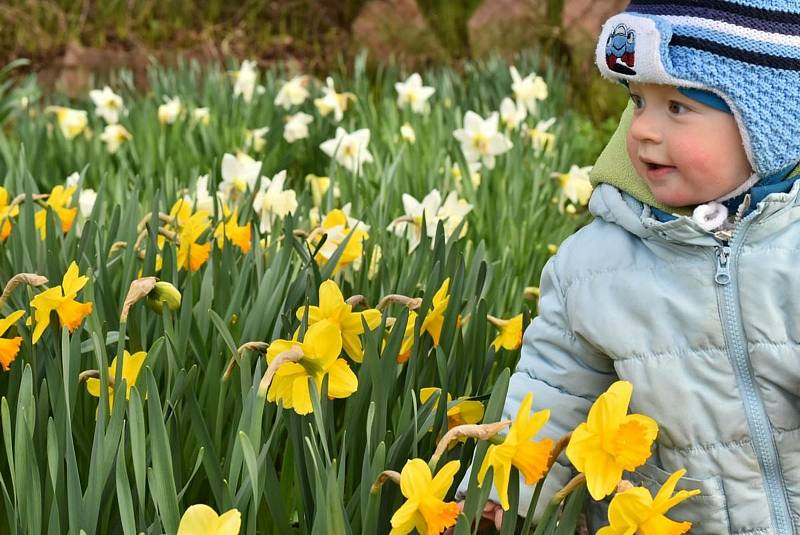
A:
596 1 800 178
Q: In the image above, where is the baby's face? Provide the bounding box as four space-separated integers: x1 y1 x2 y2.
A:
625 83 752 207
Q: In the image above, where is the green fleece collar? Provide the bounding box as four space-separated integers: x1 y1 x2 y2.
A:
588 103 800 217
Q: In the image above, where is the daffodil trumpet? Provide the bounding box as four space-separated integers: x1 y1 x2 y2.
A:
257 344 304 398
222 341 269 381
429 421 511 470
370 470 401 494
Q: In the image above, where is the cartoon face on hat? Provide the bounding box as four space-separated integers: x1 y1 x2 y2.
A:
595 1 800 178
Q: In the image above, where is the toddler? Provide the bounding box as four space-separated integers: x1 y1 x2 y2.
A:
457 1 800 533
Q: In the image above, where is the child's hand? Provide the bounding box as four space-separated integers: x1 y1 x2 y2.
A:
443 500 504 534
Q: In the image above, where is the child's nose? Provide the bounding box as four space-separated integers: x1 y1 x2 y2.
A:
629 110 662 144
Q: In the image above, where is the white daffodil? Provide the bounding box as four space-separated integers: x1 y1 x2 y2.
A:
437 191 472 238
66 172 81 188
388 190 443 252
527 117 556 152
452 111 512 170
231 60 259 103
194 174 218 213
499 97 527 131
100 124 132 154
275 75 310 109
451 161 482 190
320 127 374 175
553 165 593 206
314 77 353 123
78 189 97 218
252 170 298 233
510 66 548 114
245 126 269 152
88 86 124 124
46 106 88 139
219 152 262 204
395 73 435 114
283 112 313 143
158 96 182 124
192 107 210 125
400 122 416 144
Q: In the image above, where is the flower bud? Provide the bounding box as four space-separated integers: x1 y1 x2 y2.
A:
147 281 182 313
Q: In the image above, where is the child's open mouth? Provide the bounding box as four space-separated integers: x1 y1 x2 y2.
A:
643 161 676 181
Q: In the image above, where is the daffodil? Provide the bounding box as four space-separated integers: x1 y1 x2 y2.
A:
295 280 381 363
231 60 258 103
77 189 97 218
553 165 593 207
400 122 416 144
395 73 435 114
420 278 450 347
488 314 523 351
312 208 369 274
194 175 218 213
89 86 124 124
305 174 339 208
499 97 527 131
390 459 460 535
452 111 512 170
566 381 659 500
510 66 548 114
158 96 182 124
192 107 210 125
451 162 482 190
0 311 25 371
219 152 262 204
177 211 212 272
177 504 241 535
283 112 313 143
0 187 19 241
389 190 442 252
29 262 93 343
214 208 252 254
46 106 88 139
100 124 131 153
252 170 298 233
245 126 269 152
85 350 147 410
320 127 374 175
597 469 700 535
478 392 554 510
314 77 353 122
265 320 356 415
35 185 78 240
419 387 484 429
436 191 472 240
389 310 417 364
527 117 556 152
274 75 310 109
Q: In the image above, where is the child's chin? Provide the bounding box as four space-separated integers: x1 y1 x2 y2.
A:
649 188 695 208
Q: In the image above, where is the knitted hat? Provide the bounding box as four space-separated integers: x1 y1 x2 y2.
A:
596 1 800 178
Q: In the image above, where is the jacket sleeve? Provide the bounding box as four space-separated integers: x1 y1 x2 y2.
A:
456 250 618 519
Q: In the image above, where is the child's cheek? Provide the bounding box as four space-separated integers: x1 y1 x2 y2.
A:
671 138 717 176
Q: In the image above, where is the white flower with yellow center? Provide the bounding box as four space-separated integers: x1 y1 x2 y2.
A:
283 112 313 143
192 107 210 125
314 77 353 123
219 152 262 204
499 97 527 131
252 170 298 233
451 161 482 190
231 60 259 103
100 124 132 154
46 106 88 139
452 111 512 170
320 127 374 175
553 165 593 206
158 96 182 124
275 75 310 109
510 66 548 114
245 126 269 152
400 122 416 144
88 86 124 124
395 73 435 114
438 191 473 238
388 190 442 252
527 117 556 152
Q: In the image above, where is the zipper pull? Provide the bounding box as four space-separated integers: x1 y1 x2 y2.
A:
715 246 731 285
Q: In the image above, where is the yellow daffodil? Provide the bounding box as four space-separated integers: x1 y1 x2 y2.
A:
0 187 19 241
488 314 523 351
294 280 381 363
477 392 553 510
46 106 88 139
597 469 700 535
29 261 93 344
390 459 460 535
85 350 147 410
312 209 369 274
177 211 212 272
419 387 484 429
566 381 659 500
0 310 25 371
177 504 241 535
420 278 450 347
265 320 356 415
214 209 252 254
35 185 78 240
389 310 417 364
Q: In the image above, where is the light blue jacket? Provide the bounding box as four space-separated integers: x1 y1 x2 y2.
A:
459 120 800 534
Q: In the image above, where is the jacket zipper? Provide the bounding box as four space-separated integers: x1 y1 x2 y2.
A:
714 213 795 534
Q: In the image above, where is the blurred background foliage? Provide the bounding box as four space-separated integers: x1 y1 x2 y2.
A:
0 0 628 134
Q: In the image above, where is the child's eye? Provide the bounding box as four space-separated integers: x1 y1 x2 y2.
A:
630 94 644 109
668 101 689 114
